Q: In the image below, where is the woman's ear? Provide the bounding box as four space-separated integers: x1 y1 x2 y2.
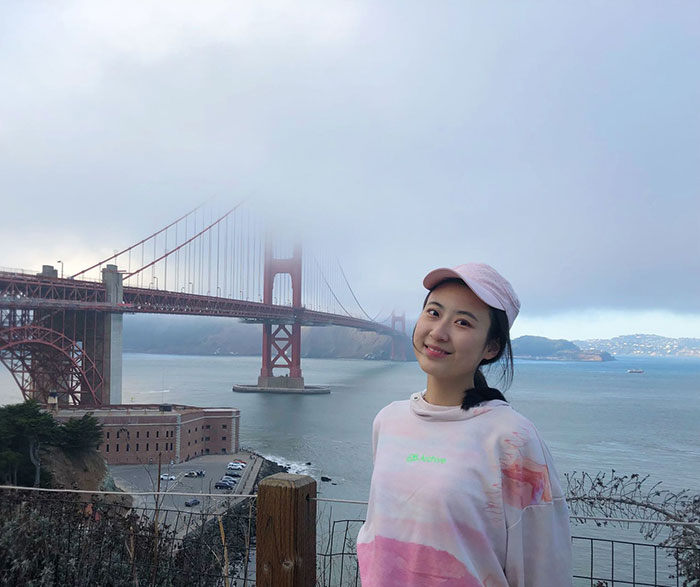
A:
483 340 500 361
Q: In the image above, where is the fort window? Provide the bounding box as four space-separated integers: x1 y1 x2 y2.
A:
106 432 110 439
136 443 139 451
222 424 227 429
222 436 227 441
146 443 149 451
146 431 150 438
126 444 130 452
106 445 109 453
155 443 159 451
116 445 119 452
136 431 140 439
156 430 159 438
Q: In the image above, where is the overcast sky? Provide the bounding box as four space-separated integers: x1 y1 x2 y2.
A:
1 1 698 340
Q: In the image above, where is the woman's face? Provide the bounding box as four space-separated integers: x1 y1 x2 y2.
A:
413 281 498 388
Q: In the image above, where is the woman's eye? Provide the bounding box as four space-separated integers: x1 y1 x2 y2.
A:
426 308 439 317
456 319 471 327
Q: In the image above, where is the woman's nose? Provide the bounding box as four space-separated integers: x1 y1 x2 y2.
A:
430 320 449 341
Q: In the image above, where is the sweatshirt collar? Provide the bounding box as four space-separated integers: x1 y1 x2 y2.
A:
409 390 507 422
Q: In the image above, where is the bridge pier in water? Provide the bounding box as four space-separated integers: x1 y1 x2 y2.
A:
234 239 329 394
258 241 305 390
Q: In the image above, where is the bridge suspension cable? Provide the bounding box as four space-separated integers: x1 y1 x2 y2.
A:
336 259 375 322
71 204 203 279
309 254 353 317
69 202 395 326
122 204 243 280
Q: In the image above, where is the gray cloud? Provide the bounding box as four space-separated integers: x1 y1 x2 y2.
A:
1 1 698 321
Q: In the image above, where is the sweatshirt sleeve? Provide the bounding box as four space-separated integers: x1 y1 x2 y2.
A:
502 426 573 586
371 408 382 463
504 497 573 586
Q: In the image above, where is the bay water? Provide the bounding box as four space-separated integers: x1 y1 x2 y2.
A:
1 354 697 498
1 353 698 582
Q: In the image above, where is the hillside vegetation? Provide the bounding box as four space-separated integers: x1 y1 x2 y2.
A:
512 335 614 362
0 401 115 491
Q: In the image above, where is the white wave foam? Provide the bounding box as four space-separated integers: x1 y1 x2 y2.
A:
260 453 315 477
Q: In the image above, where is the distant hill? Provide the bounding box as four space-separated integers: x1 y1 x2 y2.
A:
123 315 262 356
512 336 614 362
123 315 400 360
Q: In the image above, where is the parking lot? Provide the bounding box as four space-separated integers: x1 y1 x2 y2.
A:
109 451 262 515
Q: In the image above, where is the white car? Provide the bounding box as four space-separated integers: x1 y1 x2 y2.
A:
227 463 245 471
160 474 176 481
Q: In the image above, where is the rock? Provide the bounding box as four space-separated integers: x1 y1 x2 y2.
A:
321 476 332 482
306 462 312 465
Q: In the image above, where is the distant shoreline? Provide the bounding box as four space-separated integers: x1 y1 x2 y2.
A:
513 354 614 362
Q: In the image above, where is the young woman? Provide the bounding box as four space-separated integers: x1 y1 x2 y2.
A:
357 263 572 586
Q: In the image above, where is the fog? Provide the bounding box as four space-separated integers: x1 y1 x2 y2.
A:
1 1 698 338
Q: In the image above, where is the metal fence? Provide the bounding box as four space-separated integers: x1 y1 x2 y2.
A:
314 500 699 587
1 482 698 587
572 535 698 587
0 488 257 587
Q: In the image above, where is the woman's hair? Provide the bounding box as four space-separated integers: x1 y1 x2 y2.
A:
417 278 514 391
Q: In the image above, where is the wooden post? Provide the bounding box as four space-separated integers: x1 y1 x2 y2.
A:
256 473 317 587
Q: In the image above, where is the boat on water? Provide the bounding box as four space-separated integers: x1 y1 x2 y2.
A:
627 369 644 374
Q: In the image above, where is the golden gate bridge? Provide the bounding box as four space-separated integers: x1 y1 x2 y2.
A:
0 203 409 406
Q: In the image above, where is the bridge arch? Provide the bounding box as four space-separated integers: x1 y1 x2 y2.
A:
0 325 103 406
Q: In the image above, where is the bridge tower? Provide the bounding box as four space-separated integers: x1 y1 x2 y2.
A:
258 239 305 389
99 264 124 405
390 311 407 361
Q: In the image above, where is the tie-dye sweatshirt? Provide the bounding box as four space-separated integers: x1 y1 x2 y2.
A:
356 392 572 586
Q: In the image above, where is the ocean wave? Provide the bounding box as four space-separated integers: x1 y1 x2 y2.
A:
137 389 171 394
259 453 315 477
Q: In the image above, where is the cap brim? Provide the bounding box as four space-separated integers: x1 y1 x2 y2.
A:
423 268 463 290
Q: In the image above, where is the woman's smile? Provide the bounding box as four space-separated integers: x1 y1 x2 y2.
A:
423 344 451 358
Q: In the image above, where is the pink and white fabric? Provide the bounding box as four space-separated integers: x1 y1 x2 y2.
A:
356 393 572 586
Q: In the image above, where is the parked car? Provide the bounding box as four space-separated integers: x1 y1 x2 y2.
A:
227 463 245 471
214 481 234 490
184 471 197 478
223 471 241 478
160 474 176 481
221 475 238 483
184 498 200 507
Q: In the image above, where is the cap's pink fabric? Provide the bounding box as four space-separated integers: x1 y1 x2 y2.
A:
423 263 520 328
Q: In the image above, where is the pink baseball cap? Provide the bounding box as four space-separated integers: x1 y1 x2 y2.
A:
423 263 521 329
